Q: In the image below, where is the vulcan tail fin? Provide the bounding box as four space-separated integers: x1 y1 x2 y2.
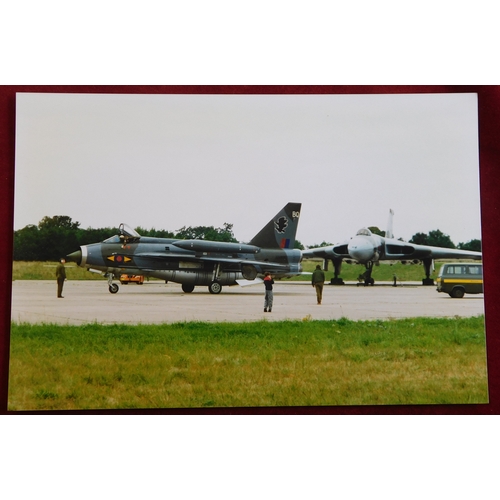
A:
249 202 302 249
386 209 394 239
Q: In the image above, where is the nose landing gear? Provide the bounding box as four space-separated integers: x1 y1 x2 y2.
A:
359 262 375 286
107 273 119 294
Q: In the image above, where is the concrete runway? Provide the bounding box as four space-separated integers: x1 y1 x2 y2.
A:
10 280 485 325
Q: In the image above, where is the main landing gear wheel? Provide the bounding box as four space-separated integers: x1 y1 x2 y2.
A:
182 283 195 293
109 283 119 294
208 281 222 294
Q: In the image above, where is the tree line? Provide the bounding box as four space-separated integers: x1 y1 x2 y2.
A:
13 215 481 261
13 216 238 261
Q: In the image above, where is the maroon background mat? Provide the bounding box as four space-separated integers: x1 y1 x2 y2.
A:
1 85 498 414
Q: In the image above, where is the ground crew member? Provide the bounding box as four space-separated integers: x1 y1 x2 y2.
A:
56 258 66 298
263 272 274 312
311 264 325 304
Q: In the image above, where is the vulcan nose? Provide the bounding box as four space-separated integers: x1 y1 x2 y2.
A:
348 237 375 263
66 249 82 266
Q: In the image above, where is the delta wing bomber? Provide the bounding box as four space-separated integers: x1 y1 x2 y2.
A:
302 209 482 286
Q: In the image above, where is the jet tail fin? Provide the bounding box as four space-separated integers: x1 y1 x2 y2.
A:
386 209 394 239
249 202 302 249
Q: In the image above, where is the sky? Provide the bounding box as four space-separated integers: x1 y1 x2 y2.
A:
14 92 481 247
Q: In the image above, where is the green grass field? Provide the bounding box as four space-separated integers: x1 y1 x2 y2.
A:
291 260 444 282
8 317 488 410
12 261 106 281
12 260 443 282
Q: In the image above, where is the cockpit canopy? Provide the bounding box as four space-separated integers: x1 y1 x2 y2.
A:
103 235 121 243
356 228 372 236
120 223 141 238
119 223 141 244
103 224 141 244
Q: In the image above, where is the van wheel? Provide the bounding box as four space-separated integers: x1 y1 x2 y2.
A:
451 287 465 298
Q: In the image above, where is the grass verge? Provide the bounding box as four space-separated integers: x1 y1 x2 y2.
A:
8 316 488 410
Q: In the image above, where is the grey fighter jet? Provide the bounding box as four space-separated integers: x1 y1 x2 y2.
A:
302 209 482 286
66 203 302 294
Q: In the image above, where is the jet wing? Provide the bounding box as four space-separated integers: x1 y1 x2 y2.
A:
135 251 207 261
134 252 294 270
197 256 294 269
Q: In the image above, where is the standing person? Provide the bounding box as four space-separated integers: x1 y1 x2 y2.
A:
311 264 325 304
56 258 66 298
263 272 274 312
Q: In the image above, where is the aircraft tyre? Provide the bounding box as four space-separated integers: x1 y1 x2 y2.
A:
241 264 258 280
109 283 119 294
209 281 222 294
450 287 465 299
182 283 195 293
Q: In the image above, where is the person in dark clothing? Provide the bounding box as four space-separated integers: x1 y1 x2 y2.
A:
56 258 66 298
311 264 325 304
263 272 274 312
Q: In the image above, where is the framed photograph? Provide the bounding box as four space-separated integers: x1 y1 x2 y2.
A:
1 86 497 413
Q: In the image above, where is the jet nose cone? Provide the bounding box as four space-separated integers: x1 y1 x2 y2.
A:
348 237 375 263
66 249 82 266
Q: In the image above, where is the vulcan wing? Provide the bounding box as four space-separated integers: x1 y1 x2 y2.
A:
427 247 482 260
302 239 482 261
382 239 482 260
302 243 349 259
